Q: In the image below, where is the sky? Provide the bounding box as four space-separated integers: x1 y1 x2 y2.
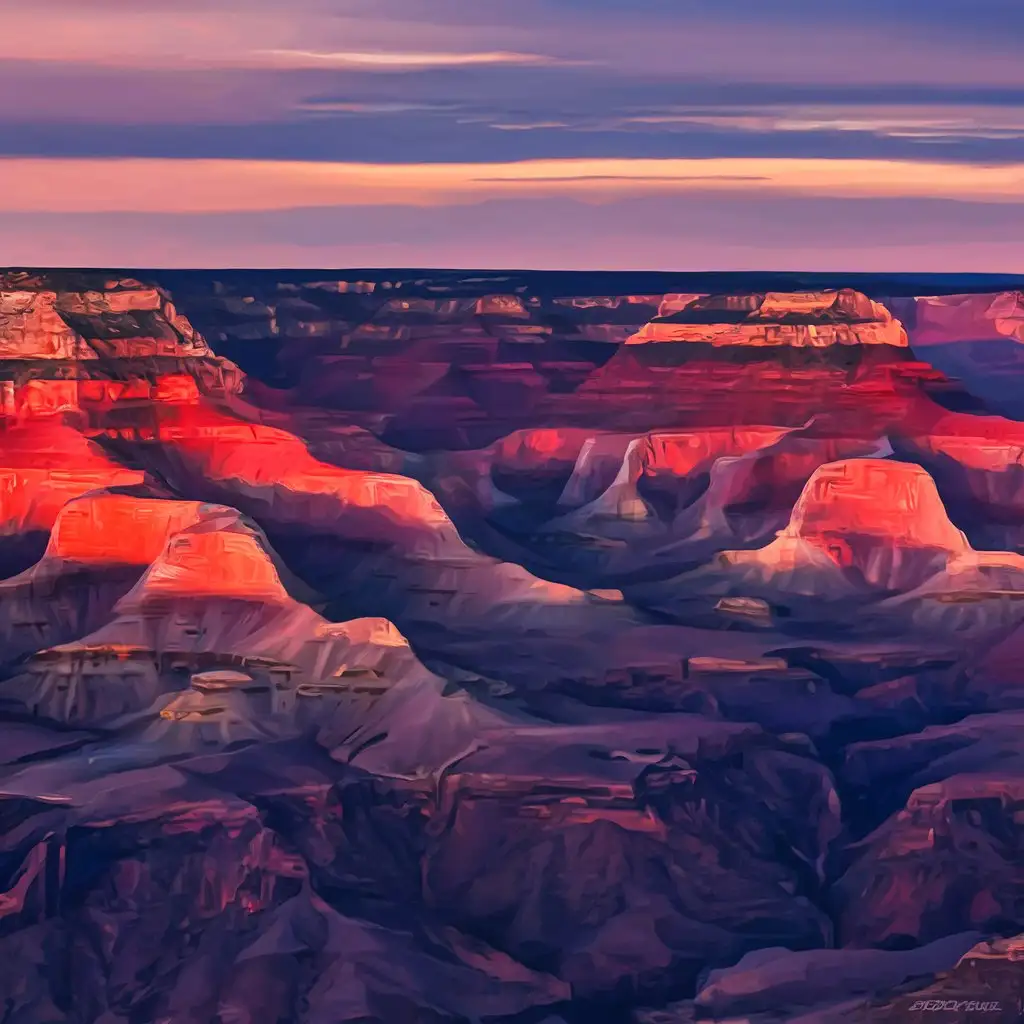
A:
3 0 1024 271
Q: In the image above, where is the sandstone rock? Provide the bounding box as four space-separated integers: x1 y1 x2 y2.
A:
627 289 908 347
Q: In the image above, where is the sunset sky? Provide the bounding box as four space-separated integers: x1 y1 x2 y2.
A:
5 0 1024 270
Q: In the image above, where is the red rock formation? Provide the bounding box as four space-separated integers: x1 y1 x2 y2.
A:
904 411 1024 473
488 427 630 503
641 427 794 481
0 289 96 359
746 459 968 591
912 291 1024 346
0 420 143 542
690 460 974 602
785 459 968 555
6 272 1024 1023
0 282 214 361
627 289 908 347
44 493 206 567
123 506 293 604
0 496 210 675
109 402 456 545
6 502 446 730
0 274 241 416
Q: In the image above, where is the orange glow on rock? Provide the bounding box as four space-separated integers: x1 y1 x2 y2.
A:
46 494 206 565
641 426 794 479
130 510 289 603
786 459 969 553
0 421 144 536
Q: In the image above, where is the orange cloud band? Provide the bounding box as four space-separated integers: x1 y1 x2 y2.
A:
1 157 1023 212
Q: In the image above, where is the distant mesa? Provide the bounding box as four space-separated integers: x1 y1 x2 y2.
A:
0 273 242 403
0 280 211 360
627 289 908 347
912 290 1024 347
784 459 969 555
718 459 972 594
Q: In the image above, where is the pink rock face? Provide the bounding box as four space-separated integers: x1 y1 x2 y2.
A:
125 509 292 604
785 460 969 555
913 291 1024 346
628 289 909 347
0 496 212 675
724 459 968 593
642 426 793 477
906 411 1024 472
0 290 97 359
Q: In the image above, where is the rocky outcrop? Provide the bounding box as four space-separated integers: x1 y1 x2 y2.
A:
722 460 970 593
785 459 968 555
0 276 214 361
912 291 1024 347
0 494 207 671
0 273 241 409
2 505 440 730
834 713 1024 949
627 290 908 347
689 932 982 1021
324 674 841 996
900 291 1024 418
0 420 145 577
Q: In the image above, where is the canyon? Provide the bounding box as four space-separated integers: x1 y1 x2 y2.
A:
1 268 1024 1022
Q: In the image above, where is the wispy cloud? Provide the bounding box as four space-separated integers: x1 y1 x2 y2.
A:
486 121 574 132
612 105 1024 142
253 49 576 71
457 103 1024 142
294 101 462 115
1 156 1023 214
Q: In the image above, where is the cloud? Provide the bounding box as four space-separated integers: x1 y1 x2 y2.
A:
1 156 1023 215
253 49 576 71
606 105 1024 141
5 1 1023 88
0 6 563 72
294 101 460 115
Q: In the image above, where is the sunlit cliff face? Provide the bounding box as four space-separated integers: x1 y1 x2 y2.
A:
45 495 206 566
628 289 909 347
785 459 969 554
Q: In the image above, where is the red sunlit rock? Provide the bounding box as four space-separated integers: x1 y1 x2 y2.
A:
0 421 143 539
122 507 291 605
109 402 455 538
44 494 206 566
906 411 1024 472
709 460 971 595
0 290 97 359
627 289 908 347
785 459 969 554
640 426 795 480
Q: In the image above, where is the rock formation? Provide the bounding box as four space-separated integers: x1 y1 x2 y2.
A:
1 269 1024 1022
627 289 908 347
